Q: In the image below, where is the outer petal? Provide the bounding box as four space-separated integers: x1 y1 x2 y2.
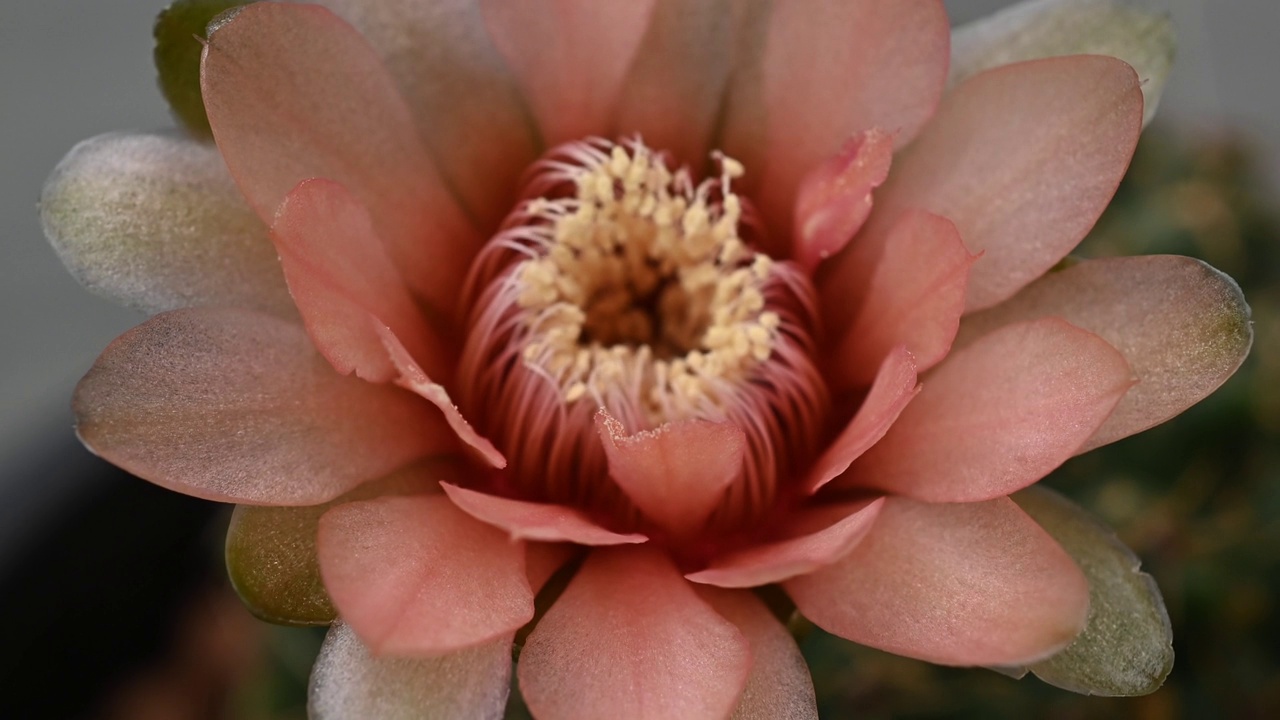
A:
1014 486 1174 696
949 0 1175 126
829 210 974 389
826 55 1142 315
842 318 1133 502
725 0 949 250
786 496 1090 667
698 589 819 720
40 132 291 315
272 178 448 382
317 0 540 226
957 255 1253 451
480 0 656 145
201 3 479 314
805 347 918 492
518 546 751 720
596 411 745 536
73 308 454 506
440 483 648 546
317 494 534 655
686 499 883 588
611 0 734 166
309 621 511 720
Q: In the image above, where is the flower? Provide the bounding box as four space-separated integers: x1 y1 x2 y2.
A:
41 0 1253 717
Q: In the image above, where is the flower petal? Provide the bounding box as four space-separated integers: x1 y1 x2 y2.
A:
225 460 460 627
792 128 894 273
309 621 511 720
805 347 918 492
786 496 1090 666
828 210 974 389
317 0 540 227
596 410 745 536
950 0 1175 126
686 499 883 588
440 483 648 546
829 55 1143 314
480 0 656 145
698 589 819 720
272 178 448 383
842 318 1133 502
957 255 1253 452
1013 486 1174 696
201 3 479 315
611 0 734 166
518 546 751 720
73 307 454 506
40 132 291 316
317 494 534 655
726 0 949 251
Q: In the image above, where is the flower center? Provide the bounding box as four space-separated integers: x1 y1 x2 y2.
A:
460 139 828 529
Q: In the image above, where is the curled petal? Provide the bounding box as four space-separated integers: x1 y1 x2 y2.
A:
317 494 534 655
792 128 894 273
786 496 1090 667
441 483 647 546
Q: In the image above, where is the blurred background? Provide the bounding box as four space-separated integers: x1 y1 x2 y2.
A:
1 1 1277 717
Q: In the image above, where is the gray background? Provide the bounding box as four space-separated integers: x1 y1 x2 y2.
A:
2 0 1277 470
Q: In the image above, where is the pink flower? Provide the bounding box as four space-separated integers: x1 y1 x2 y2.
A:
42 0 1252 716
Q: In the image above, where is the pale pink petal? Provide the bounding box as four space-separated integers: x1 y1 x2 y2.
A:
441 483 648 546
375 323 506 469
829 211 975 389
40 132 292 316
518 546 750 720
271 178 448 382
317 0 539 227
611 0 734 165
317 494 533 655
957 255 1254 451
596 410 745 536
828 55 1142 314
697 589 819 720
806 347 918 492
841 318 1133 503
480 0 656 145
687 500 883 588
309 621 511 720
793 128 894 272
786 496 1090 666
201 3 479 315
726 0 949 250
73 308 454 506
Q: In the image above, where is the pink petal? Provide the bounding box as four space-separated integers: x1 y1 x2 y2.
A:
480 0 656 145
271 178 448 383
73 308 454 506
309 621 512 719
518 546 751 720
786 496 1090 666
792 128 894 272
828 210 975 389
201 3 479 316
724 0 949 252
441 483 648 546
805 347 918 492
829 55 1143 314
526 543 578 595
318 0 540 227
375 323 506 469
697 589 819 720
596 410 745 536
317 494 534 655
686 499 884 588
957 255 1254 451
611 0 734 166
842 318 1133 503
